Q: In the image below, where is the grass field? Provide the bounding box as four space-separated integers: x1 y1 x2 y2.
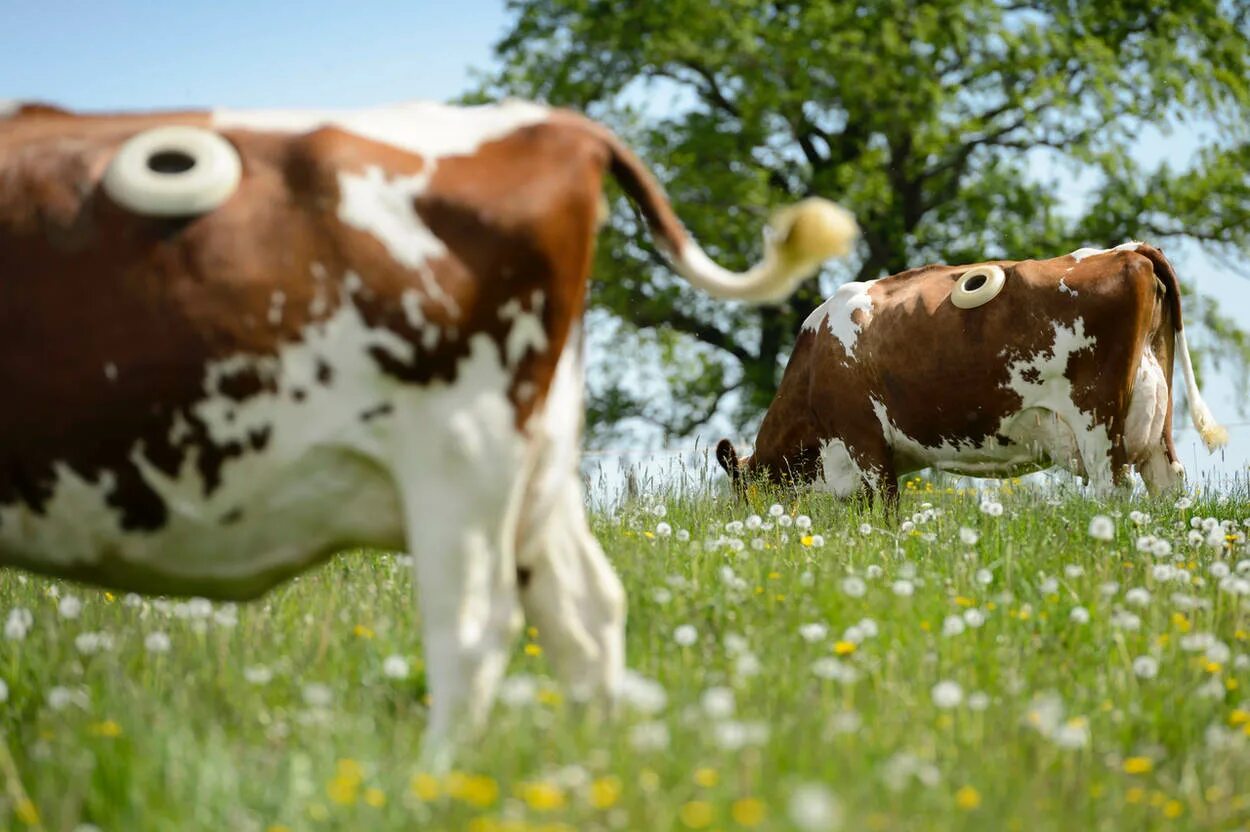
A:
2 474 1250 831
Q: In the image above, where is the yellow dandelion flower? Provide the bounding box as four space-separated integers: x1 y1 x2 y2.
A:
801 535 815 546
1123 757 1153 775
1235 629 1248 642
679 800 714 829
1162 799 1183 818
88 720 123 738
364 787 386 808
1089 784 1105 798
15 798 39 826
955 785 982 810
1203 660 1222 674
1150 791 1167 807
536 688 563 706
461 775 499 808
732 797 766 827
524 643 543 657
639 769 661 792
588 776 621 809
920 620 932 632
1227 678 1239 691
954 596 974 607
644 531 655 539
327 775 359 805
411 772 440 801
768 571 781 580
104 591 115 602
353 623 375 639
1230 709 1250 726
265 825 292 832
520 781 565 812
1126 787 1145 804
527 626 539 638
1172 612 1191 633
307 803 329 821
693 767 718 788
1156 634 1170 647
336 758 365 783
774 594 786 602
755 586 765 595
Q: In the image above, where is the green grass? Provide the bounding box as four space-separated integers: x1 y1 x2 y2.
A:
2 477 1250 831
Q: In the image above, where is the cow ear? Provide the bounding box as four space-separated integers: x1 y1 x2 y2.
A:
716 439 740 480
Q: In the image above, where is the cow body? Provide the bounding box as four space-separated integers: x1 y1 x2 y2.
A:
717 244 1227 504
0 100 855 762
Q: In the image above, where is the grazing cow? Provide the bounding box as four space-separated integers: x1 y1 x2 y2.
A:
0 100 857 763
717 243 1228 505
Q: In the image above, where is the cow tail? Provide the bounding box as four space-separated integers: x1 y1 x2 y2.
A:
569 114 859 304
1136 244 1228 452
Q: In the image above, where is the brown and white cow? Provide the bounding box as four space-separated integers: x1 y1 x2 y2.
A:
717 243 1227 506
0 99 857 763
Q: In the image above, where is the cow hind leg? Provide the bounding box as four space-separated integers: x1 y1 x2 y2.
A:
517 474 626 703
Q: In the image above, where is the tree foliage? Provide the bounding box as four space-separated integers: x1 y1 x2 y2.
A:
480 0 1250 443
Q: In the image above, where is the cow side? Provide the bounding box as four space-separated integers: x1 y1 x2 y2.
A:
717 244 1227 506
0 100 857 764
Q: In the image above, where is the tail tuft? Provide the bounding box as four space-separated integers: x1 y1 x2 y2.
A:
762 198 859 299
1196 412 1229 452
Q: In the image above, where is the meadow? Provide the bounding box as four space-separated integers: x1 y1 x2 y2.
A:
2 472 1249 832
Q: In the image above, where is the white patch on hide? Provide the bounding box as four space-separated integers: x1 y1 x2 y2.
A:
498 294 547 368
1058 278 1077 296
816 439 864 498
801 279 877 356
212 100 549 161
1068 241 1142 262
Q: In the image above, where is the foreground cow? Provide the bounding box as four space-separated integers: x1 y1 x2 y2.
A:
0 100 857 762
717 243 1227 505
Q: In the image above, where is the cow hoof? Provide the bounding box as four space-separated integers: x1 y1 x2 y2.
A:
102 126 242 217
950 264 1006 309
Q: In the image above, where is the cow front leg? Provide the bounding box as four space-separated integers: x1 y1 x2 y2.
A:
517 474 626 704
395 443 529 771
1139 439 1185 495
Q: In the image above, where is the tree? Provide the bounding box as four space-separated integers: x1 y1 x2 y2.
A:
479 0 1250 444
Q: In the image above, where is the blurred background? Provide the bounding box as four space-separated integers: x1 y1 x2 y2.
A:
6 0 1247 488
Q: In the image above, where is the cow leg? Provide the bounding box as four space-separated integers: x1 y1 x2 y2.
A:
518 473 626 702
390 378 532 770
402 476 526 770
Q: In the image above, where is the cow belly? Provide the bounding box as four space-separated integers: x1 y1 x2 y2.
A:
874 399 1081 479
0 447 404 598
1123 347 1168 462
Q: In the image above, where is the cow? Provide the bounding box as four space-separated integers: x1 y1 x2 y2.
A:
716 243 1228 506
0 99 858 764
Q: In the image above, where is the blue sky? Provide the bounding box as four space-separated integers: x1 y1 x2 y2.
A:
4 0 1246 478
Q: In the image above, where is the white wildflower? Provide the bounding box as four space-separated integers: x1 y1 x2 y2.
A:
144 631 171 654
700 686 736 719
1088 515 1115 541
58 595 83 620
382 655 410 679
243 665 273 685
788 783 843 832
931 680 963 709
892 579 915 597
629 721 671 752
799 623 829 643
1133 656 1159 679
841 576 867 598
673 624 698 646
1069 606 1090 624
